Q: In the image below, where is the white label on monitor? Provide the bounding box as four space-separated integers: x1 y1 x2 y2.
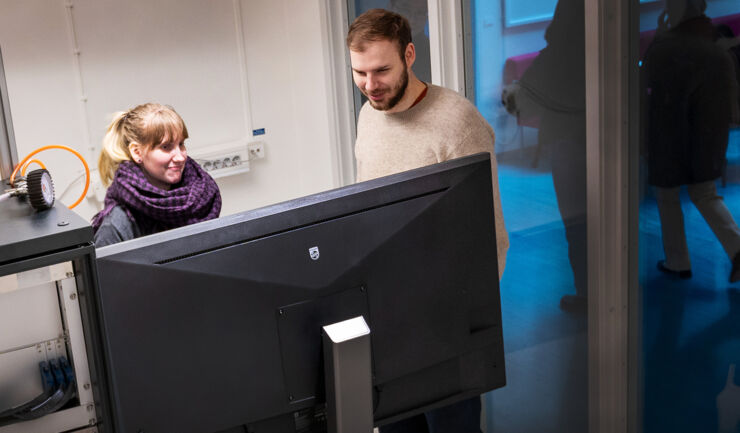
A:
323 316 370 343
309 246 320 260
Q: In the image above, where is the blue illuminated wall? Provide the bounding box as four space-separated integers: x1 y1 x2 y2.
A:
503 0 558 27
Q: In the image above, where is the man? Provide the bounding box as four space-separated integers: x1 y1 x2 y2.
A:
347 8 509 433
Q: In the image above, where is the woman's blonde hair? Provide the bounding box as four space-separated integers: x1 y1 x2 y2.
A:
98 103 189 186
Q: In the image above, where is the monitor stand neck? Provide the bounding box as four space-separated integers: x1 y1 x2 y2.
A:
322 316 373 433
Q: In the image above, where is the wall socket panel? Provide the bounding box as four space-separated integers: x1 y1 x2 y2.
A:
189 142 250 179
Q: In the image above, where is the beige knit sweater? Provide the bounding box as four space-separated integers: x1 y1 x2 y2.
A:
355 84 509 278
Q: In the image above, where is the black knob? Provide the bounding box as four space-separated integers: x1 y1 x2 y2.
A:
26 169 55 211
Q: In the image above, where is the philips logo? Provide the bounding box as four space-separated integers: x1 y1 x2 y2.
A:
309 246 320 261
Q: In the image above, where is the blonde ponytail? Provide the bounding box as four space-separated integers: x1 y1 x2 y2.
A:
98 111 132 186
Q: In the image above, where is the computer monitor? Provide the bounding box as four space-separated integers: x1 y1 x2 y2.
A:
93 153 505 433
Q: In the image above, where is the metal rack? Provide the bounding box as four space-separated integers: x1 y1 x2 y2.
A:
0 196 111 433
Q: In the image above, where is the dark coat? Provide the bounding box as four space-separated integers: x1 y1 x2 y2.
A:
519 0 585 115
643 16 735 187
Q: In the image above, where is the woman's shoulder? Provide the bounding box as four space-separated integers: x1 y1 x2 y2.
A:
94 205 140 247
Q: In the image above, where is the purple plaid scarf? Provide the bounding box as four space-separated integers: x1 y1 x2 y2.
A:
91 157 221 236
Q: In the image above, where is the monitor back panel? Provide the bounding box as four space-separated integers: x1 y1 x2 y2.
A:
95 154 505 433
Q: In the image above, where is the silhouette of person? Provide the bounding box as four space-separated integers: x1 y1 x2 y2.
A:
642 0 740 283
502 0 587 310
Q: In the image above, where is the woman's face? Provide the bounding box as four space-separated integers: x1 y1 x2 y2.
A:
135 134 187 190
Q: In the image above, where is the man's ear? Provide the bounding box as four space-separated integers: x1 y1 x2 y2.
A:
128 142 142 163
405 42 416 68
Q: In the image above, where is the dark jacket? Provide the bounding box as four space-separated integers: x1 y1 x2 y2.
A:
519 0 585 115
94 205 141 247
643 16 735 187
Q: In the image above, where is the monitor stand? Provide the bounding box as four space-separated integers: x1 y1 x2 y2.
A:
322 316 373 433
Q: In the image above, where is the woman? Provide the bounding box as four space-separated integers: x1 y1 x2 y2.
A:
92 103 221 247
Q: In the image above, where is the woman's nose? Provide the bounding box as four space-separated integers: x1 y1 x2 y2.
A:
172 146 186 161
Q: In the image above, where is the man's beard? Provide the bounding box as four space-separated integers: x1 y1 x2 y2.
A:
367 67 409 111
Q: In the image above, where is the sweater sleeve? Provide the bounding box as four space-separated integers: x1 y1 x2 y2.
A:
445 116 510 280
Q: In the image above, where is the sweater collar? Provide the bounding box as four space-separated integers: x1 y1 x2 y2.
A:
378 83 436 119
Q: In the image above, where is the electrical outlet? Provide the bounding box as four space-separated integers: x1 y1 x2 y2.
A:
199 152 250 178
248 142 265 159
189 141 250 179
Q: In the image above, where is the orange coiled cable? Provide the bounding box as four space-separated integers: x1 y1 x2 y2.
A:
10 145 91 209
20 159 46 175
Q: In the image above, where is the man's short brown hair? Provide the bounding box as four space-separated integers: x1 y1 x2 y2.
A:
346 8 412 61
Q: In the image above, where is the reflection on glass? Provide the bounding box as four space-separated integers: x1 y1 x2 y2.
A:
638 0 740 431
643 0 740 281
472 0 587 431
501 0 586 309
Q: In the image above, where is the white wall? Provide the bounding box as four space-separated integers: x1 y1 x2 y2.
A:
0 0 339 221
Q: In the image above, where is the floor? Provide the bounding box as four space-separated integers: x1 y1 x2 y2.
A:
483 152 588 433
640 186 740 433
